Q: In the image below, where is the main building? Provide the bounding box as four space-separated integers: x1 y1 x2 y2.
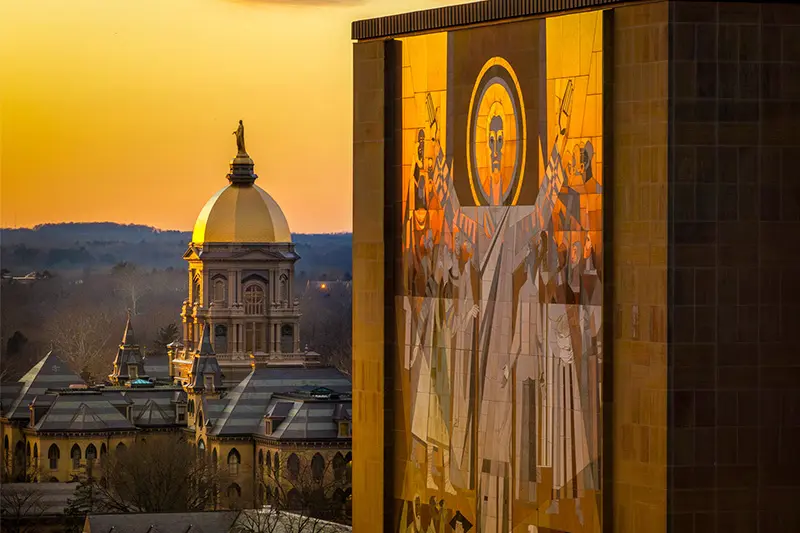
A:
1 125 353 512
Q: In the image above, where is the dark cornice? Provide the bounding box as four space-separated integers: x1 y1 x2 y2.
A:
352 0 633 41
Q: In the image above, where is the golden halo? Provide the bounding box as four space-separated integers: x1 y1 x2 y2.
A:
466 57 527 206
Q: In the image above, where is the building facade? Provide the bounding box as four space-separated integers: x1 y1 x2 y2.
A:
352 1 800 532
1 128 353 514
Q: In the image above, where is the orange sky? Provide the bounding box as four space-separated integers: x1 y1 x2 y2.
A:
0 0 467 234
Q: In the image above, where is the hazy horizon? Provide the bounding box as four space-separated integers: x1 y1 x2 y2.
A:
1 0 470 233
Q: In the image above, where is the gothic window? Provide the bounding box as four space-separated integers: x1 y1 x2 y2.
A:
227 483 242 500
48 444 60 470
213 278 226 304
100 444 107 460
279 273 288 302
228 448 241 476
311 453 325 482
192 272 201 304
258 449 264 467
244 284 265 314
198 439 205 454
85 444 97 462
333 452 346 483
32 444 38 464
116 443 127 454
287 453 300 481
266 451 272 473
273 452 280 478
71 444 81 469
212 448 218 470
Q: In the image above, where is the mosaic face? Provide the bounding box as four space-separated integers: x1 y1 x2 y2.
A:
467 57 526 206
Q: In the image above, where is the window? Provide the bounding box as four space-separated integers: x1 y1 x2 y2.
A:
227 483 241 500
279 274 288 302
214 325 227 354
204 375 214 391
258 449 264 467
287 453 300 481
198 411 204 428
26 442 31 459
244 284 265 314
311 453 325 482
266 451 272 473
48 444 60 470
333 452 346 483
100 444 107 461
198 439 205 454
338 422 351 438
245 322 265 353
273 452 280 478
280 324 293 353
213 278 226 303
71 444 81 469
264 419 273 435
212 448 218 471
192 273 201 304
116 443 127 454
32 444 38 464
85 444 97 463
128 364 138 379
228 448 240 476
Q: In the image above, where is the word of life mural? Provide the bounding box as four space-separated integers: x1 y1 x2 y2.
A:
396 11 603 533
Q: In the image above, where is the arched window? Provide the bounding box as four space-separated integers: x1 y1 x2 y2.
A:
266 451 272 473
227 448 240 476
244 284 265 314
212 448 218 471
198 439 206 454
273 452 280 478
258 449 264 467
48 444 60 470
213 278 226 304
32 444 38 462
192 272 201 304
26 442 31 459
48 476 59 482
85 444 97 462
71 444 81 469
116 443 127 454
311 453 325 482
287 488 302 509
3 436 8 455
100 443 107 460
279 273 288 302
188 399 194 415
197 411 204 429
227 483 242 501
287 453 300 481
333 452 346 483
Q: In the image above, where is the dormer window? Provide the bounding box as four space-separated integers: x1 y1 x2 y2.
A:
338 422 351 438
128 365 138 379
265 419 273 435
204 375 214 391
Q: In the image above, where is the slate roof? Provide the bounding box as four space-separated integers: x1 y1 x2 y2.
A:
188 324 224 391
209 366 351 437
83 511 239 533
34 391 136 433
143 354 170 380
266 399 353 441
6 351 85 420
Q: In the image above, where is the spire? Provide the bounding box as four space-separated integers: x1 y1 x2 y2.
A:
228 120 258 186
121 309 137 346
198 323 215 356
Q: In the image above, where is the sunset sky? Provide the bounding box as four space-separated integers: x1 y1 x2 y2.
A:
0 0 467 234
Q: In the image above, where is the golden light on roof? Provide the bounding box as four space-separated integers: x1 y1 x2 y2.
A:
191 184 292 244
191 121 292 245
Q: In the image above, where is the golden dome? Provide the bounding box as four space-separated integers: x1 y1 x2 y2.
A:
192 183 292 244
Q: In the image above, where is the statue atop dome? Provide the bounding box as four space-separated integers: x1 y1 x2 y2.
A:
233 120 247 155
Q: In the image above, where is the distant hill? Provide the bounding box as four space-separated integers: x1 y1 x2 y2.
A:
0 223 352 281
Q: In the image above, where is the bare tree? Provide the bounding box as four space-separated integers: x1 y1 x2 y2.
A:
256 452 351 530
0 485 45 533
69 436 219 513
46 307 117 382
112 262 151 316
230 508 347 533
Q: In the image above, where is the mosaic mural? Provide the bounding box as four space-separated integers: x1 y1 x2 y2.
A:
395 11 604 533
